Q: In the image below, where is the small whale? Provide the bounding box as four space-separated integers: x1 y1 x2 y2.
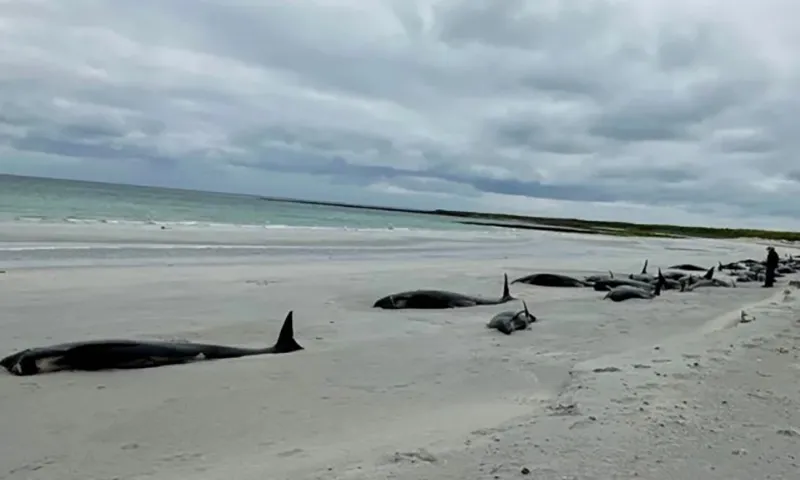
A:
1 311 303 376
486 301 536 335
683 277 735 291
373 274 515 310
681 267 734 291
668 264 708 272
592 277 653 292
656 268 681 290
718 261 746 271
660 270 689 281
584 271 615 284
511 273 588 287
604 274 665 302
679 266 716 289
628 259 655 283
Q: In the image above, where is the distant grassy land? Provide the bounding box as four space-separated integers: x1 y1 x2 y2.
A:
432 210 800 242
266 197 800 242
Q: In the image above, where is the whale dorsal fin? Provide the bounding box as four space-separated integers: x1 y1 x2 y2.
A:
501 273 512 300
273 311 303 353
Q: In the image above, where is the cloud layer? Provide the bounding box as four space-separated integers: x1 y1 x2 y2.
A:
2 0 799 228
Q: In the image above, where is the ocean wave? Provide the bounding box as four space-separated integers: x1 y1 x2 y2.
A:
0 244 273 252
14 215 432 231
6 215 519 240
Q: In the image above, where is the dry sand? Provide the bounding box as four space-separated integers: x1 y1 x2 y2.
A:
0 223 798 480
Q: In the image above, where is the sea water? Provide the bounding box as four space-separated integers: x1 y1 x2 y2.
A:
0 174 476 231
0 174 522 268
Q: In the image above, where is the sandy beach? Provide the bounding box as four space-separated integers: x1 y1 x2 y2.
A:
1 222 798 480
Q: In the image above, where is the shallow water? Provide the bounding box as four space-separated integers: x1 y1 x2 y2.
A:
0 174 478 231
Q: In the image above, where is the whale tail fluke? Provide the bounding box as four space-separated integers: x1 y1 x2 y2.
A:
521 300 536 323
273 311 303 353
502 273 513 300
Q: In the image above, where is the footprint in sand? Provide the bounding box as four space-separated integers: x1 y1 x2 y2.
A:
387 448 438 464
708 348 733 356
636 382 663 391
611 396 640 405
277 448 305 458
159 451 204 463
569 416 597 430
592 366 622 373
547 402 581 416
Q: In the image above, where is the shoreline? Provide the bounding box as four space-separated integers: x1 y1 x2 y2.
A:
263 194 800 242
0 220 778 271
0 222 798 479
4 173 800 242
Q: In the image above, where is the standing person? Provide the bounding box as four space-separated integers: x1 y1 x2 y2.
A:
764 246 779 287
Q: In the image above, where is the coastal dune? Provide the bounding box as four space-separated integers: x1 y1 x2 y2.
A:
0 223 798 480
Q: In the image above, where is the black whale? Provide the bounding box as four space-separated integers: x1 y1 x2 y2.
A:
1 311 302 376
373 274 514 309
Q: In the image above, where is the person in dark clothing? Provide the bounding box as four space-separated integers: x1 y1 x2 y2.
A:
764 246 779 287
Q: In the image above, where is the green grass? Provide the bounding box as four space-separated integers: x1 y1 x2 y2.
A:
267 197 799 242
432 210 800 242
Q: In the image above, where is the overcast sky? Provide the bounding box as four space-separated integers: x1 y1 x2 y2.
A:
1 0 799 228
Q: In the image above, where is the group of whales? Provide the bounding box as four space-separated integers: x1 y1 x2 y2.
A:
3 254 797 376
1 273 521 376
371 254 800 334
514 254 799 296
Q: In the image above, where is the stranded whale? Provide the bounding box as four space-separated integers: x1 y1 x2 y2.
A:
373 274 515 310
486 301 537 335
603 274 665 302
510 273 587 287
1 311 303 376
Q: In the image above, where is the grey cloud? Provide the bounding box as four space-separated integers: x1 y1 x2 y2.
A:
1 0 800 227
589 77 766 143
592 165 698 184
712 129 777 154
491 119 597 155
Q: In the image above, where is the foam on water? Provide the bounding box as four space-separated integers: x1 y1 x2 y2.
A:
0 175 485 233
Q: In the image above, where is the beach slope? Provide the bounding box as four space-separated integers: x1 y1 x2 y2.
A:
0 224 797 480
